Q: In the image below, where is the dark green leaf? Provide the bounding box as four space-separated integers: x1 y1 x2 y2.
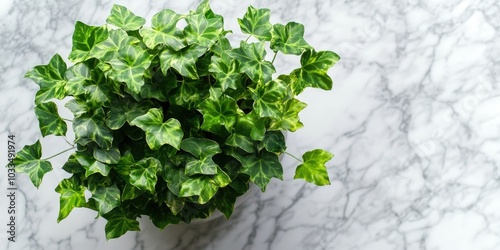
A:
225 134 255 153
290 49 340 94
213 187 239 218
160 45 207 79
139 9 186 50
62 153 85 174
270 22 312 55
141 70 177 102
122 183 145 201
179 177 216 204
164 191 185 215
93 146 121 164
239 151 283 192
65 98 89 117
238 6 272 41
34 101 67 137
25 54 67 104
106 4 146 31
129 157 160 194
234 111 268 141
130 108 184 150
199 95 240 133
13 141 52 188
227 41 275 83
90 184 121 215
55 176 87 222
294 149 333 186
180 137 221 159
149 204 180 229
262 131 286 153
73 108 114 149
68 21 109 63
76 152 111 177
106 97 155 130
103 207 140 240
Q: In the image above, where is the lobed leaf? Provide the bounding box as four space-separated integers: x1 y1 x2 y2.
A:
90 184 121 215
73 108 114 149
103 207 140 240
55 176 87 222
184 14 223 48
108 45 153 95
209 53 241 91
160 45 207 79
129 157 160 194
199 95 240 133
13 141 52 188
290 49 340 94
139 9 186 51
294 149 333 186
130 108 184 150
238 6 272 41
270 22 312 55
25 54 67 104
269 98 307 132
76 152 111 177
34 101 68 137
227 41 275 83
239 151 283 192
88 29 140 62
68 21 109 63
106 4 146 31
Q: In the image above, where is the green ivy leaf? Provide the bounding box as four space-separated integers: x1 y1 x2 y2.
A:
238 6 272 41
290 49 340 94
234 111 268 141
163 191 185 215
148 204 180 229
239 151 283 192
213 187 239 218
90 184 121 215
106 97 155 130
184 14 223 48
225 134 255 153
227 41 275 83
65 98 89 117
68 21 109 63
62 153 84 174
270 22 312 55
25 54 67 104
65 63 92 96
196 0 221 20
12 141 52 188
34 101 67 137
108 45 153 95
88 29 140 62
73 108 114 149
294 149 333 186
106 4 146 31
121 183 144 201
251 80 288 118
76 152 111 177
130 108 184 150
199 95 240 133
179 167 230 204
180 138 221 176
269 98 307 132
209 53 241 91
55 176 87 222
141 70 178 102
103 207 140 240
93 146 121 164
139 9 186 51
169 79 207 108
262 131 286 153
129 157 160 194
160 45 207 79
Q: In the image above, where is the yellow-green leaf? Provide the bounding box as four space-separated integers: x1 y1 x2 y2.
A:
294 149 333 186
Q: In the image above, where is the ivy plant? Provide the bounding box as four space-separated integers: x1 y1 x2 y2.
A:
13 1 339 240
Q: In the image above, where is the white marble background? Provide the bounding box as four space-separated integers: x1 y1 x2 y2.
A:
0 0 499 249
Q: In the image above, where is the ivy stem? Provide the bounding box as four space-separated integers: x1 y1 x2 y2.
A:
62 118 73 122
245 35 251 42
271 51 278 64
43 147 76 161
284 151 302 162
63 137 74 147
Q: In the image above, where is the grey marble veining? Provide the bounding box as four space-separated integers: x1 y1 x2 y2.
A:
0 0 499 249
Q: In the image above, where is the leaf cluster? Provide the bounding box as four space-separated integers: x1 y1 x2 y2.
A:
14 1 339 239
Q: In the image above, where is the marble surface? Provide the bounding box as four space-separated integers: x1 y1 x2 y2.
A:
1 0 499 249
